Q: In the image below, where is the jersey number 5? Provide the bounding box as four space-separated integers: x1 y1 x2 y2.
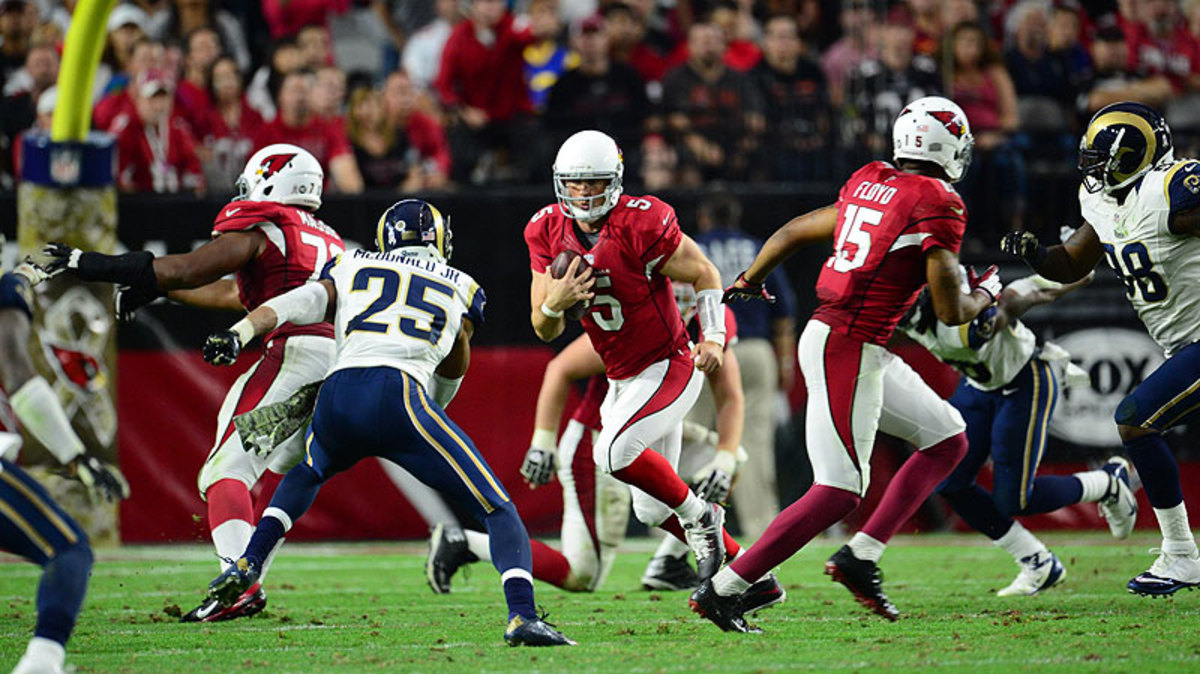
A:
828 204 882 273
1102 242 1168 303
346 268 455 343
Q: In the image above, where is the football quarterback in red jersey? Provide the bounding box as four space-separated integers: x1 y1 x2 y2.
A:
43 144 344 622
524 130 748 586
692 96 998 632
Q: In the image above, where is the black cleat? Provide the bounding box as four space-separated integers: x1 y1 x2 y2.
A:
426 523 476 594
504 614 576 646
641 554 699 591
689 580 762 633
207 557 261 608
825 545 898 621
683 504 726 584
182 583 267 623
741 573 786 615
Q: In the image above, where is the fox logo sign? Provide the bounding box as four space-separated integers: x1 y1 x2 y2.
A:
258 153 297 180
928 110 967 139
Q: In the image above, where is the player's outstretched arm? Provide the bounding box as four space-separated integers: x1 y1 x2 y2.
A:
205 279 335 366
167 279 246 313
994 273 1094 331
733 205 838 292
1000 224 1103 283
925 249 998 326
662 236 726 373
522 334 604 488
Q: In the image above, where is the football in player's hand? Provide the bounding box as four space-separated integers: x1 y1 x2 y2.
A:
550 250 591 320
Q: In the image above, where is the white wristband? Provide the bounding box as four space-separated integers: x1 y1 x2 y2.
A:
697 288 726 347
540 302 564 319
530 427 557 452
230 318 255 347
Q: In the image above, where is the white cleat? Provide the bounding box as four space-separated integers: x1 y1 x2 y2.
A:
1127 548 1200 596
1098 457 1138 539
997 550 1067 597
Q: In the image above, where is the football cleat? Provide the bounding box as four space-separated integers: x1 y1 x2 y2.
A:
207 557 262 608
741 573 786 615
1098 457 1138 539
504 614 576 647
1127 548 1200 596
997 551 1066 597
683 503 726 584
689 580 761 633
641 554 699 591
181 583 267 623
825 545 899 621
426 523 476 594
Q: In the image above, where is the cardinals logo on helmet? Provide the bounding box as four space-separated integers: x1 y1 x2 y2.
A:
258 153 297 180
928 111 966 138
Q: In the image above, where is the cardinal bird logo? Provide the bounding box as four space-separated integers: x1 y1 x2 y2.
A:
258 153 297 179
928 111 966 138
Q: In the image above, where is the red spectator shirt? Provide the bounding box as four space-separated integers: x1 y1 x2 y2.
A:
435 14 534 121
1125 21 1200 91
812 161 966 345
175 79 217 140
524 195 690 380
210 200 344 340
624 43 668 84
261 0 351 38
93 90 134 131
405 111 452 175
254 114 352 169
110 111 204 193
203 100 266 189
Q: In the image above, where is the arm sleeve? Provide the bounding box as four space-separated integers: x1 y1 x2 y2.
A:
261 282 330 327
637 198 682 273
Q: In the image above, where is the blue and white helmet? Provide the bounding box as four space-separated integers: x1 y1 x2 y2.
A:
1079 101 1173 195
375 199 453 262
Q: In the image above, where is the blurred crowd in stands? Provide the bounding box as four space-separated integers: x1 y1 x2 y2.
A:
1 0 1198 241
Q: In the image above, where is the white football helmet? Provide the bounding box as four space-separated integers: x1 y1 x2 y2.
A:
553 130 624 223
236 143 324 210
892 96 974 182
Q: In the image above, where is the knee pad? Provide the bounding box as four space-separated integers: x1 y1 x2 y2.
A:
1114 394 1144 429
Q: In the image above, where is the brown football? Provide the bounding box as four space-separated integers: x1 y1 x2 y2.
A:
549 250 591 320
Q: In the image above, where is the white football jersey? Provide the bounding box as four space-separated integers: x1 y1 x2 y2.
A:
321 248 486 385
902 307 1037 391
1080 158 1200 356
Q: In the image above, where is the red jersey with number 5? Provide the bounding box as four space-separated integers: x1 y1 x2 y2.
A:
212 200 345 339
524 195 690 379
813 161 967 345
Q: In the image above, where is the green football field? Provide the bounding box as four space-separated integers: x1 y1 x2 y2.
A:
1 531 1197 673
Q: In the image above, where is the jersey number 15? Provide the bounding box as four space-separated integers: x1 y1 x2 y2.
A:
827 204 883 273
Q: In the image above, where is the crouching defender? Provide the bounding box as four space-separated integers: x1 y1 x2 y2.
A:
1 255 128 674
201 200 574 646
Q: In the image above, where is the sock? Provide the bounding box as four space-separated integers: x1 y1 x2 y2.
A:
723 529 741 560
256 536 287 585
724 484 860 591
1154 503 1199 556
530 540 572 588
9 376 84 463
17 637 65 671
483 501 536 620
861 434 967 543
1020 475 1086 514
464 529 492 561
1072 470 1109 502
243 508 291 568
994 521 1047 562
612 449 692 512
940 485 1014 540
847 532 885 563
654 533 690 559
1124 433 1183 509
711 565 752 596
34 543 92 645
207 479 254 570
502 571 537 621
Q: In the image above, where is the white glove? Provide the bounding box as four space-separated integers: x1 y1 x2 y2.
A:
691 450 739 503
73 455 130 503
520 447 556 487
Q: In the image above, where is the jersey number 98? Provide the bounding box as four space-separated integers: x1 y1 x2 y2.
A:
1102 242 1168 303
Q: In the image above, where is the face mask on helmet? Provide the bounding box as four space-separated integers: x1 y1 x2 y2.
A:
553 130 625 224
376 200 453 262
1078 103 1174 195
236 145 324 210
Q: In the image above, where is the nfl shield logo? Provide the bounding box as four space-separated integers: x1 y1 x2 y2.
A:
584 254 594 264
50 147 81 186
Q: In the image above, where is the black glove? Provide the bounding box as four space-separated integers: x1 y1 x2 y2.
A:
115 285 163 323
721 272 776 304
1000 231 1048 269
73 455 130 503
41 242 80 276
204 330 242 366
41 243 158 287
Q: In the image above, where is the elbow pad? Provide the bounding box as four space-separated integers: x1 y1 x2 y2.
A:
261 282 329 329
430 373 463 408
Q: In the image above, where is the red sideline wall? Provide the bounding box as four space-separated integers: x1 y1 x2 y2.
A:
119 344 1182 543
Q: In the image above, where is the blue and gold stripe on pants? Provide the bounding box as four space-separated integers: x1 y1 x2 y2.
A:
1014 359 1057 510
0 458 85 564
1116 340 1200 432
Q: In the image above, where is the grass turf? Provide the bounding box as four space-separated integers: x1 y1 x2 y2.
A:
1 531 1197 672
